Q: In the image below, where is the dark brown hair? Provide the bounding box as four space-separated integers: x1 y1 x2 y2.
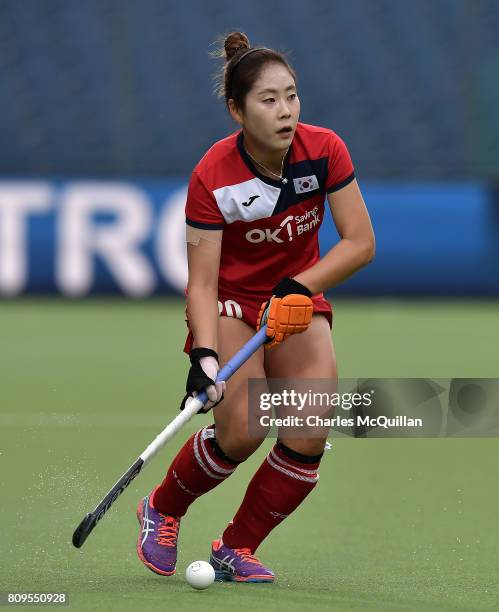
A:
212 32 297 111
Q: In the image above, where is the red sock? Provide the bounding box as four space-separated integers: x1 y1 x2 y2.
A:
222 442 321 552
151 425 239 517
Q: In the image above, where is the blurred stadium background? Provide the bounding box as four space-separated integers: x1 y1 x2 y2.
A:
0 0 498 296
1 2 499 611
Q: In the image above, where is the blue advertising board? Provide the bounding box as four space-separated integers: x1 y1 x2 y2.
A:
0 180 497 296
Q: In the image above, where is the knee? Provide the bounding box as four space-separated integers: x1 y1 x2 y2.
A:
215 430 266 462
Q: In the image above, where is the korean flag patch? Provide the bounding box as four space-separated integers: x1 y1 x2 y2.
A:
293 175 319 194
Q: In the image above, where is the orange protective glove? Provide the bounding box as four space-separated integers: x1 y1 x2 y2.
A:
257 278 314 349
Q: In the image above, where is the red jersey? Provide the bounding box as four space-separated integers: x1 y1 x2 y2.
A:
185 122 355 303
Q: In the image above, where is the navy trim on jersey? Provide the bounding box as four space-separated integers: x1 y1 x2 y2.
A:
326 172 356 194
272 157 328 215
186 217 224 230
236 130 353 216
237 131 292 188
237 130 331 217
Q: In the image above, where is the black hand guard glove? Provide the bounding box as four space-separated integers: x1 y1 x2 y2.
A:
180 347 225 414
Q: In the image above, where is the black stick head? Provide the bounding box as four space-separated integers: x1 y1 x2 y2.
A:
72 513 96 548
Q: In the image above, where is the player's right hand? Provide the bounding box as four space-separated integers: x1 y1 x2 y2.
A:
180 348 226 413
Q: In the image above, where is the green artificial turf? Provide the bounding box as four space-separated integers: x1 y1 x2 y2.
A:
1 298 498 611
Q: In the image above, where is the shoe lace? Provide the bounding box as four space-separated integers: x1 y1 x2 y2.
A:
234 547 261 565
156 515 179 547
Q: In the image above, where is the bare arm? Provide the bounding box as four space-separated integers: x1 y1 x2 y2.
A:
186 228 223 351
294 179 375 294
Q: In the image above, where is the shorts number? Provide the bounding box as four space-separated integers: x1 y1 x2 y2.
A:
218 299 243 319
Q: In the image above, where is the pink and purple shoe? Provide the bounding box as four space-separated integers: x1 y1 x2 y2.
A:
136 491 180 576
209 538 275 583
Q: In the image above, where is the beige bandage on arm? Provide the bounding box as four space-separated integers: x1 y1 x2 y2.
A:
186 225 223 245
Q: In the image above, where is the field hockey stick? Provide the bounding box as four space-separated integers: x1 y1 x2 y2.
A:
72 325 268 549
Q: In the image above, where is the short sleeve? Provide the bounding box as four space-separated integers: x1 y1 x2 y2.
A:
325 134 356 194
185 171 225 229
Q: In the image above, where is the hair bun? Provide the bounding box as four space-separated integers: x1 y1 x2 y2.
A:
224 32 250 62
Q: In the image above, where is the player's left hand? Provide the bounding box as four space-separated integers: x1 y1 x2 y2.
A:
257 277 314 349
180 348 226 413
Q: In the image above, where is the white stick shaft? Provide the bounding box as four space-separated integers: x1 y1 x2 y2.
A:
138 327 268 466
139 396 204 465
